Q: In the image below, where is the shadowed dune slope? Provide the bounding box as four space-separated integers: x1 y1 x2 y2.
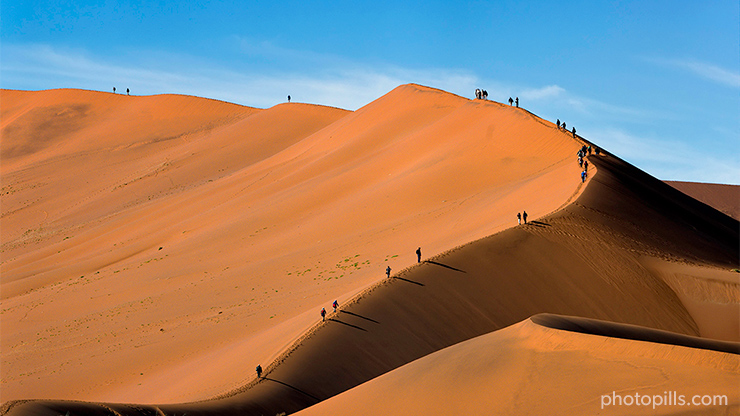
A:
3 86 739 415
1 85 584 403
144 150 735 416
665 181 740 221
293 315 739 416
12 132 733 415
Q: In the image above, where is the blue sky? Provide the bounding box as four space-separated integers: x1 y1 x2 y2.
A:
3 0 739 184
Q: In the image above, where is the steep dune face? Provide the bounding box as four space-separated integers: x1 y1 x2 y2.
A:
294 316 739 416
1 85 584 403
2 85 737 416
159 146 737 416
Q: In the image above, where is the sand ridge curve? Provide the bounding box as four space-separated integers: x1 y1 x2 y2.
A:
2 85 738 415
2 84 586 405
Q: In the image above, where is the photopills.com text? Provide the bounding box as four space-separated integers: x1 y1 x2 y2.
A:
601 391 728 410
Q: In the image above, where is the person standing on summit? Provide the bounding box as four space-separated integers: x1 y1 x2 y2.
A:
523 211 528 224
416 247 422 263
517 212 522 225
386 266 391 278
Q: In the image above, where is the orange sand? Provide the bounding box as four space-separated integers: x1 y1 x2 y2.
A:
1 85 584 403
295 315 739 416
2 85 737 416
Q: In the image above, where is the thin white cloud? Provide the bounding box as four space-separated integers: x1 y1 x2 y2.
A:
519 85 565 100
678 60 740 88
3 43 736 184
504 82 676 125
1 43 479 110
587 127 740 184
649 57 740 88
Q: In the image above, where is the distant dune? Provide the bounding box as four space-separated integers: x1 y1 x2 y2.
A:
1 85 737 416
666 181 739 221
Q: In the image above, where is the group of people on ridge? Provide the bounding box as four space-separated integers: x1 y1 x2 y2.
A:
473 90 519 108
517 211 528 225
319 299 340 322
556 119 577 138
577 144 592 183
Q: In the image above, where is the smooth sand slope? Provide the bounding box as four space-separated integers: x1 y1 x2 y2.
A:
1 88 349 402
294 315 739 416
666 181 740 221
148 144 735 416
5 86 737 415
1 85 584 404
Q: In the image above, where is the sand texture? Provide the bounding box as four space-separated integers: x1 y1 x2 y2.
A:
2 85 738 415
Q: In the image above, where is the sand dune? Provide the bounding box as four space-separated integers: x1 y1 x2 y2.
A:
1 89 349 402
293 315 739 416
144 146 735 416
666 181 740 221
1 85 584 404
2 85 737 416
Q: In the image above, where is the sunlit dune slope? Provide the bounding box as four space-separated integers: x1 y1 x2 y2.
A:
665 181 739 221
3 85 738 416
1 88 348 402
1 84 583 403
157 148 737 416
294 315 739 416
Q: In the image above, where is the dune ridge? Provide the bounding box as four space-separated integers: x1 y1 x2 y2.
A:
293 315 739 416
2 85 738 415
531 313 739 355
146 146 736 416
2 84 585 404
